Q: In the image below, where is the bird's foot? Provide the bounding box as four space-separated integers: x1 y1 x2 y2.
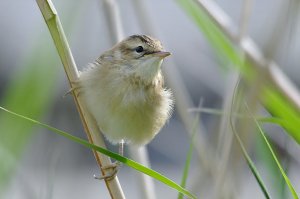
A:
94 140 125 181
63 81 82 98
94 161 122 181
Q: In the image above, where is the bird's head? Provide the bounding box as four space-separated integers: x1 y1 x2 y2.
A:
99 35 170 84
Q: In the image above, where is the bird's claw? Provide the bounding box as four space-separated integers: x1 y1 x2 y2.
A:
94 161 122 181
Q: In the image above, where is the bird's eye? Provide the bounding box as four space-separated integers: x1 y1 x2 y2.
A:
135 46 144 53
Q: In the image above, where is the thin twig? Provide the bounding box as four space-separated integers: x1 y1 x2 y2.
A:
213 73 240 199
102 0 124 43
36 0 125 198
238 0 253 41
128 146 157 199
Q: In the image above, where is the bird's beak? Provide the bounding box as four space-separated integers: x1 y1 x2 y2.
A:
151 51 171 58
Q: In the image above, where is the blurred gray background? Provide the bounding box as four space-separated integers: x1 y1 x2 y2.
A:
1 0 299 198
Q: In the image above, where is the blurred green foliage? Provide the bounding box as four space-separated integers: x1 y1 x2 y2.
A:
0 2 82 195
0 34 60 195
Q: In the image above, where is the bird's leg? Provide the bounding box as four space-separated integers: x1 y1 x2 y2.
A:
94 139 125 181
119 139 124 157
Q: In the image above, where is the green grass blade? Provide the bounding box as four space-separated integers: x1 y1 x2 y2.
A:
252 114 299 199
178 113 199 199
230 118 271 199
228 82 271 198
255 130 288 199
262 88 300 143
178 142 194 199
0 106 197 199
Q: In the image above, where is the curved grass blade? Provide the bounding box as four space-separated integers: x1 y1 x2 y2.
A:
178 124 196 199
250 110 299 199
255 129 288 199
229 81 271 199
178 100 203 199
230 120 271 199
0 106 197 199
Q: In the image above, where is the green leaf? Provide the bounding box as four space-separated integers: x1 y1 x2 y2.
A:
0 106 197 199
252 113 299 199
261 88 300 143
255 130 287 199
229 116 271 198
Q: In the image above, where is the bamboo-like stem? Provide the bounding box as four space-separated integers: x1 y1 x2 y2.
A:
128 147 157 199
102 0 124 43
238 0 253 41
101 1 155 199
36 1 125 198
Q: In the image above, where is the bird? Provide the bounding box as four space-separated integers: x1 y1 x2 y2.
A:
77 35 174 148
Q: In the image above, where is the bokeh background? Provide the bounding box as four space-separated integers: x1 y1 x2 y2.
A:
1 0 300 198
